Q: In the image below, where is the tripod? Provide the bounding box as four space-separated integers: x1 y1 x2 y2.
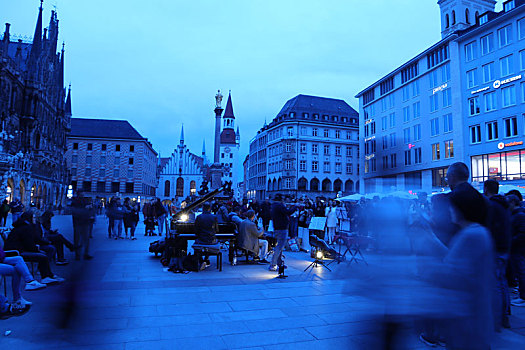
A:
304 256 332 272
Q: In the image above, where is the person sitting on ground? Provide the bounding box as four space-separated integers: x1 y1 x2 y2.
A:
194 202 219 269
238 210 269 263
0 246 46 307
36 211 77 265
3 212 64 284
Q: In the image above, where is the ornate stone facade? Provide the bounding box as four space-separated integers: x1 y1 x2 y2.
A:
0 3 70 208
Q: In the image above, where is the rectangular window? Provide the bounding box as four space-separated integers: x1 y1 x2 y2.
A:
442 63 451 82
499 25 513 47
71 168 77 176
442 88 451 107
432 143 440 161
285 160 293 170
469 96 481 115
389 113 396 128
502 86 516 107
312 128 318 137
405 150 412 166
71 155 78 163
129 158 134 165
335 162 342 173
444 140 454 159
521 50 525 70
413 124 421 141
130 145 134 152
300 127 307 136
520 18 525 40
466 69 477 88
312 144 318 154
403 85 410 101
116 144 121 152
504 0 515 11
99 168 105 177
443 113 453 133
470 125 482 144
83 181 92 192
85 168 91 177
101 144 107 151
127 170 133 179
390 154 397 168
382 135 388 150
429 69 439 88
346 163 353 174
346 131 352 140
390 133 397 147
484 92 497 112
383 156 388 169
126 182 134 193
403 128 411 144
412 80 420 97
346 146 352 157
403 107 410 122
413 102 420 119
299 160 306 172
335 146 341 156
86 155 92 164
382 116 388 131
482 62 495 83
323 129 329 138
414 147 422 164
486 121 499 141
113 169 119 178
285 143 292 152
73 142 78 150
430 94 439 112
111 182 120 193
300 143 306 153
87 143 93 151
287 127 294 137
430 118 439 136
465 41 477 62
323 145 330 155
312 161 318 172
97 181 105 193
335 130 341 139
504 116 518 137
522 83 525 103
323 162 330 173
100 156 106 164
480 33 494 55
500 55 514 77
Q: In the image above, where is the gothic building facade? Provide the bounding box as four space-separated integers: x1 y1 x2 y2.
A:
0 3 70 208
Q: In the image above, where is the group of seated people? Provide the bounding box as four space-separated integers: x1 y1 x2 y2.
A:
193 202 269 270
1 210 75 314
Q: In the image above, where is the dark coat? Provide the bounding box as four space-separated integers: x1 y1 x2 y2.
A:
194 211 218 244
486 195 512 254
71 196 92 225
271 202 296 231
4 220 39 253
238 219 263 255
510 208 525 256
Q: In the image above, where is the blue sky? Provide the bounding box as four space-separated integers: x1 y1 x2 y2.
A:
0 0 504 159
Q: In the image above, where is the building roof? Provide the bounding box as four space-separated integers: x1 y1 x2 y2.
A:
223 92 235 119
220 129 237 145
277 94 358 117
70 118 145 140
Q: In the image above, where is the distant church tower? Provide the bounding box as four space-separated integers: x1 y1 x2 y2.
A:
218 91 241 197
438 0 496 38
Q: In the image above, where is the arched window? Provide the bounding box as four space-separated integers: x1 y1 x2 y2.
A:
452 10 456 25
272 179 276 191
333 179 342 192
176 177 184 197
277 178 282 190
322 179 332 192
268 180 272 192
345 180 354 193
310 178 320 192
164 180 170 197
190 180 196 195
465 9 470 24
298 177 308 191
446 14 450 28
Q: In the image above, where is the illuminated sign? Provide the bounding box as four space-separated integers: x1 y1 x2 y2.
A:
364 136 376 142
365 154 375 160
433 83 448 94
493 74 522 89
365 119 373 125
471 86 490 95
498 141 524 150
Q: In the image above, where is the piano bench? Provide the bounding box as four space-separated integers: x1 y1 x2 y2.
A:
192 245 222 272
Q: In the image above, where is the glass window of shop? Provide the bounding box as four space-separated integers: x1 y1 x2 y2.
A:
472 150 525 182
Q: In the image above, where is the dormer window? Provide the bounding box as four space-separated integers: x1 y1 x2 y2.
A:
289 112 295 118
302 113 309 118
479 13 489 25
313 114 319 120
504 1 515 12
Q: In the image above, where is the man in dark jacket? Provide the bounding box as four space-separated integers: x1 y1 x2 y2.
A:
4 212 63 284
269 194 296 271
194 202 219 269
507 194 525 307
484 179 512 329
238 210 268 262
71 191 94 260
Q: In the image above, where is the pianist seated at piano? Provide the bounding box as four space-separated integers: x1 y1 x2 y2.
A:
193 202 220 268
238 210 269 263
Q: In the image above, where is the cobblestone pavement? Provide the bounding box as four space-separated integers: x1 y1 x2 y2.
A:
2 214 525 349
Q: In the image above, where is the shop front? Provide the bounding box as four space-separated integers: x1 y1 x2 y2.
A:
471 143 525 185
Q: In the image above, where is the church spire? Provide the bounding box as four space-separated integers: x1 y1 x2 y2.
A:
28 0 44 78
65 84 72 117
222 91 235 130
180 124 184 145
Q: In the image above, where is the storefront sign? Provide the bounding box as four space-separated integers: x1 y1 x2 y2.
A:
498 141 524 150
471 86 490 95
493 74 522 89
433 83 448 94
365 154 375 160
364 136 376 142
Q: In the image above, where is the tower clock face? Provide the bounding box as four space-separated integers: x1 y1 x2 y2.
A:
225 147 231 153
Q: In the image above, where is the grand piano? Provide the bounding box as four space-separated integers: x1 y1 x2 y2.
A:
166 182 238 263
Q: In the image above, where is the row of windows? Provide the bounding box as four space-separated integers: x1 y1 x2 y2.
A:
71 168 134 179
71 155 134 165
72 142 134 153
465 19 525 62
467 52 525 89
469 84 524 116
402 81 420 101
71 181 135 194
469 115 523 143
268 160 354 175
431 141 454 161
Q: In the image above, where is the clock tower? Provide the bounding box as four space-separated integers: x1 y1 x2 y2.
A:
218 91 241 198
